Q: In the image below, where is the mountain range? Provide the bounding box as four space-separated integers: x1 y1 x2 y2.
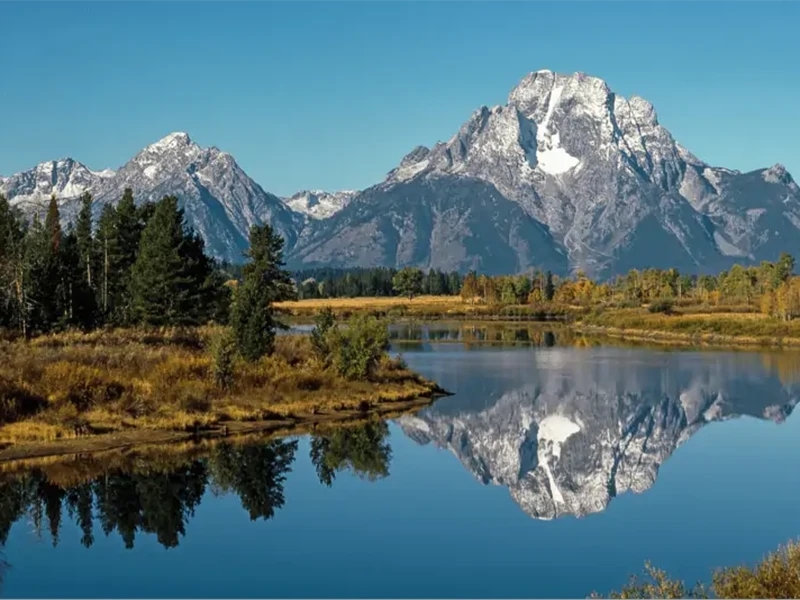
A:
397 346 799 520
2 70 798 276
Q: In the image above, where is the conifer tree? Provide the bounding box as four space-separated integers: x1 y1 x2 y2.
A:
75 192 94 287
0 195 26 330
95 203 118 317
544 271 555 301
231 223 295 361
130 196 191 326
129 196 219 326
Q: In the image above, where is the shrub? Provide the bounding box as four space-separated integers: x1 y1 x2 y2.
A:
648 299 675 314
211 329 237 391
311 307 336 364
326 315 390 380
712 539 800 598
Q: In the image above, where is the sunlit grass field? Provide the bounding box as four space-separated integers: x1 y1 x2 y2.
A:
0 327 439 446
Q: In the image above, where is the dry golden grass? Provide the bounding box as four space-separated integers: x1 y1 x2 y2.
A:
276 295 577 321
0 328 440 445
579 308 800 346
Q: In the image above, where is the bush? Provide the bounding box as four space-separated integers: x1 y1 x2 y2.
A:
326 315 390 380
648 299 675 314
311 307 336 364
211 329 237 391
712 539 800 598
595 539 800 599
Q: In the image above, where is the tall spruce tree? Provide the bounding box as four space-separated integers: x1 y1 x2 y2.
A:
0 195 26 330
129 196 218 326
231 223 295 361
95 203 118 318
75 192 94 288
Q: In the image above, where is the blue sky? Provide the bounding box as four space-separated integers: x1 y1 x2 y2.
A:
2 1 800 197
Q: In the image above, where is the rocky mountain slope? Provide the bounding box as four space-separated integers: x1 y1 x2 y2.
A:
1 133 300 264
3 70 798 274
289 70 800 277
282 190 358 220
398 347 799 520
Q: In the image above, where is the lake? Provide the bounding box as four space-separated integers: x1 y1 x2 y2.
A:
2 323 800 598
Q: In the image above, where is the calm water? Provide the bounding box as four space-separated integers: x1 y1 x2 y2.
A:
3 323 800 598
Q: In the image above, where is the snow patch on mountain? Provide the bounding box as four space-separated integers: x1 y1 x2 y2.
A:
283 189 358 219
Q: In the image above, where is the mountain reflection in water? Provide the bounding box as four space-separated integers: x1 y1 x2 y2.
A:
398 339 800 521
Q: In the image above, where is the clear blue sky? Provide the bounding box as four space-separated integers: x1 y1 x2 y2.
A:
2 2 800 196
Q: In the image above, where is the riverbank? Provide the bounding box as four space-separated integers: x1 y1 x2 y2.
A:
275 295 576 321
0 327 445 456
278 297 800 348
576 308 800 348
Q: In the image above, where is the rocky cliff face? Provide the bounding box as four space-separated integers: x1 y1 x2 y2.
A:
290 70 800 277
1 133 300 264
3 70 798 274
282 190 358 220
398 347 799 520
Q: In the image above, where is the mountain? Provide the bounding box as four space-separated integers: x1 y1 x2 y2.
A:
0 158 114 213
4 71 798 275
282 190 357 220
1 133 300 264
289 175 568 274
289 70 800 277
398 346 799 520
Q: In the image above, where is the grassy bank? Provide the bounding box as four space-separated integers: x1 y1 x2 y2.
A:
0 327 443 452
276 295 577 321
577 308 800 347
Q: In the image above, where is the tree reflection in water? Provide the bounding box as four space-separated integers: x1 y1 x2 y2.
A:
0 420 393 559
309 419 392 486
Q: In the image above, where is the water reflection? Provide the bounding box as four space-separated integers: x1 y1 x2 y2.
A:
390 322 563 347
0 420 392 553
399 346 800 521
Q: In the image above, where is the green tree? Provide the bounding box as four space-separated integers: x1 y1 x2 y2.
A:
392 267 424 300
129 196 216 326
461 271 478 304
544 271 555 301
75 192 95 288
231 223 295 361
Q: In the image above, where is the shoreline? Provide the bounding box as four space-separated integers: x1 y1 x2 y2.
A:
572 323 800 349
0 390 447 465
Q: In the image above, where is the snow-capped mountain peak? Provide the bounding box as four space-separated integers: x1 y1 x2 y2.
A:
289 68 800 277
1 132 300 264
282 189 358 220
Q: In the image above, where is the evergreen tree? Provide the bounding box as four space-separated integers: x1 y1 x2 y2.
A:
130 196 217 326
392 267 424 300
544 271 555 301
75 192 95 288
231 223 295 361
0 195 26 330
95 203 118 318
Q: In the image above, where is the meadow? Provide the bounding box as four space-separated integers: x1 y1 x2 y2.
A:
0 326 442 454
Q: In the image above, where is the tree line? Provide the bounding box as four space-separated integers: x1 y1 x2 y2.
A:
293 267 463 299
0 191 231 337
0 190 298 353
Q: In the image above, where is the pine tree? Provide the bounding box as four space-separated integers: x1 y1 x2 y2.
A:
392 267 423 300
0 195 26 331
231 223 295 361
130 196 201 326
75 192 94 288
95 203 118 318
544 271 555 302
